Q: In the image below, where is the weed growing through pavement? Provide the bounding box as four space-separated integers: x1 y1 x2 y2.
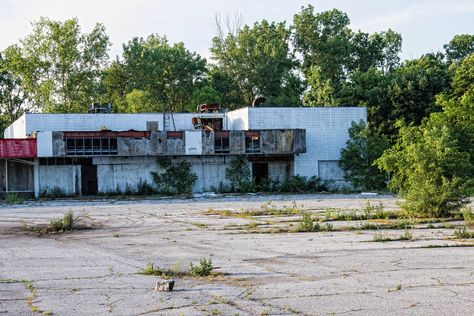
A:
189 257 213 277
454 226 474 239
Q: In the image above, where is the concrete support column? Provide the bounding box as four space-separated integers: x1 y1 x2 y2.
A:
33 159 40 198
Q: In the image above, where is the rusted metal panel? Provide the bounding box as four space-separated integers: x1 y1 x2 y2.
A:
244 131 260 138
63 131 150 138
166 131 184 139
214 131 229 137
0 139 37 158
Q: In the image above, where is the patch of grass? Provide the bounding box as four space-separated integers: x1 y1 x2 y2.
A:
462 207 473 226
140 262 188 278
207 201 302 218
140 257 215 279
388 284 402 292
5 193 24 204
373 230 413 242
454 226 474 239
364 200 385 219
357 222 380 230
373 232 391 242
323 222 334 231
324 206 401 222
191 222 208 229
295 212 320 232
246 221 259 230
399 229 413 241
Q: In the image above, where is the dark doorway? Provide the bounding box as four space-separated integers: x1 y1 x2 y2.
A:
252 163 268 185
81 165 98 195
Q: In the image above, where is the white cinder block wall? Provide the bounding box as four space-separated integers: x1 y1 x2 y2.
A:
4 114 26 138
228 107 367 183
226 108 249 130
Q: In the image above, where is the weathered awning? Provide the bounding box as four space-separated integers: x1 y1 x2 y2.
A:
0 139 37 158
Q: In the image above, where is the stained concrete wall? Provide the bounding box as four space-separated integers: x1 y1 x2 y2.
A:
95 157 161 193
268 161 293 183
38 165 81 195
94 156 233 193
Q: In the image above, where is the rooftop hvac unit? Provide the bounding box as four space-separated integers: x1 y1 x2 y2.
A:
88 103 112 113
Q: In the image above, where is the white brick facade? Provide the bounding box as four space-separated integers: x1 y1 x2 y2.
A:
228 107 367 179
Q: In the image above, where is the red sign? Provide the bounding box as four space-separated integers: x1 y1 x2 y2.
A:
0 139 37 158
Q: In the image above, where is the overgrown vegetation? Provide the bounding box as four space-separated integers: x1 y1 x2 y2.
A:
4 193 24 204
373 230 413 242
28 211 93 235
140 257 214 278
339 120 389 191
225 158 330 194
151 157 197 195
225 157 252 192
140 262 188 278
296 211 320 232
1 8 472 206
454 226 474 239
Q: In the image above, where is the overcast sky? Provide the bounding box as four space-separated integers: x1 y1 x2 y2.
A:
1 0 473 61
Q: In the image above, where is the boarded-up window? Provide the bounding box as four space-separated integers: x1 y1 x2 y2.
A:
318 160 344 181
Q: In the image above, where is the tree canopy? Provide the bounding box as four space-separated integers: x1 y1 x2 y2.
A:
3 17 110 113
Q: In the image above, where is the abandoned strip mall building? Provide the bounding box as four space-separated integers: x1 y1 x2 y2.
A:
0 106 366 197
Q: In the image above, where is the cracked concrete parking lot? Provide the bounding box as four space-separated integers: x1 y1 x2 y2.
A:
1 194 474 315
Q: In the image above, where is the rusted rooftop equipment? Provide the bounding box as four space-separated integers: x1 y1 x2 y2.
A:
197 103 221 113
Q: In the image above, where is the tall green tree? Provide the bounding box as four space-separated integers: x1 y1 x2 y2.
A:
3 17 110 113
293 5 401 106
0 53 29 132
339 53 450 140
388 53 450 125
444 34 474 63
293 5 351 91
104 35 206 113
211 20 301 108
339 120 389 191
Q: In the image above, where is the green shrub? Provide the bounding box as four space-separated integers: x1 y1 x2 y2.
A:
189 257 213 277
239 178 257 193
225 157 252 192
5 193 23 204
46 211 74 233
339 120 389 191
151 157 197 195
